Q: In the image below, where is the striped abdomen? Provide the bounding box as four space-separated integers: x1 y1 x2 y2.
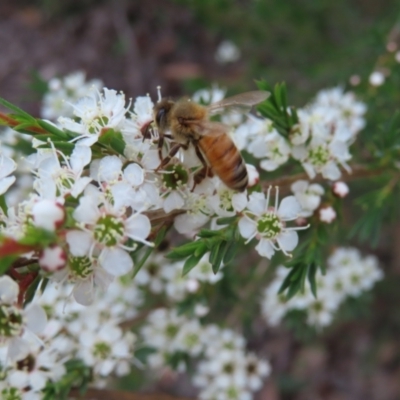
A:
198 133 248 192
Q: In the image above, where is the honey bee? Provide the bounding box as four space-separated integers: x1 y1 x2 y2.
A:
153 91 269 192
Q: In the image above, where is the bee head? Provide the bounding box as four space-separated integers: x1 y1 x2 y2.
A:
153 99 175 132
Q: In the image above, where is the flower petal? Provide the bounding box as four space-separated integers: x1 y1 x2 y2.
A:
238 217 257 239
0 175 16 195
125 213 151 241
277 196 302 220
232 192 247 212
0 275 19 303
70 145 92 171
246 192 266 216
73 279 94 305
100 248 133 276
123 163 144 186
24 303 47 334
277 230 298 252
163 191 185 213
66 230 93 257
255 239 275 259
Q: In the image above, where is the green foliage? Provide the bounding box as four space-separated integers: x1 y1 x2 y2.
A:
349 175 400 247
278 222 331 299
256 81 298 138
97 128 126 156
132 226 168 278
0 255 18 275
24 274 43 306
42 359 92 400
167 220 240 276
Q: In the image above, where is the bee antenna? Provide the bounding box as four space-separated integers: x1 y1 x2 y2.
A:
156 86 162 103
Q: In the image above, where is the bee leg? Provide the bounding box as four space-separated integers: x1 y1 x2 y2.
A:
156 143 183 171
192 145 210 191
141 120 154 141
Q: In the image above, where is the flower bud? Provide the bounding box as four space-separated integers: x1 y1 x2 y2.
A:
32 199 65 231
319 206 336 224
246 164 259 187
332 181 349 198
39 245 67 272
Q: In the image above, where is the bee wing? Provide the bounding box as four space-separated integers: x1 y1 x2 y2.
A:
206 90 270 114
198 121 231 137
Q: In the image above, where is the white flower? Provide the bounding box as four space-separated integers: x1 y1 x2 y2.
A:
238 188 306 259
292 133 351 180
244 353 271 391
247 127 290 171
121 96 154 145
174 319 203 356
59 88 129 146
209 186 247 218
72 189 152 277
30 144 92 200
261 277 290 326
291 180 324 217
173 192 212 234
51 230 114 305
0 276 47 362
78 322 135 377
140 309 184 352
7 342 65 392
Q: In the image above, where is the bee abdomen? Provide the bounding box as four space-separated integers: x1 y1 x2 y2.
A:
199 135 248 192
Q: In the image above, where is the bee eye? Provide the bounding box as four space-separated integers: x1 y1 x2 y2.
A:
156 108 166 128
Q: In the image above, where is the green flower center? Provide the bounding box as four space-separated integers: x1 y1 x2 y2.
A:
257 212 282 239
199 261 211 274
162 164 188 190
94 342 111 359
165 324 179 338
94 215 124 246
311 300 324 313
0 305 23 338
69 256 93 280
308 145 330 167
226 386 239 399
223 362 234 374
219 189 233 212
183 333 199 348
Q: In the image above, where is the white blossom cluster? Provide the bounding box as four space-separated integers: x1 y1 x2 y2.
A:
228 86 366 180
0 276 64 400
261 247 383 328
140 308 270 400
41 71 103 120
136 252 223 303
0 276 143 399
